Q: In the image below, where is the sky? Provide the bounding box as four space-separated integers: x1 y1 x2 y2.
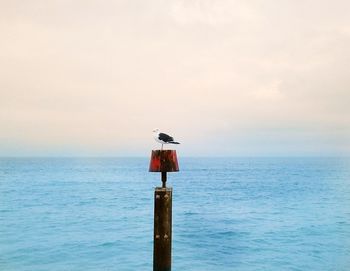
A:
0 0 349 157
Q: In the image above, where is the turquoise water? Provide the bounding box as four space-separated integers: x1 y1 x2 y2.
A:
1 157 350 270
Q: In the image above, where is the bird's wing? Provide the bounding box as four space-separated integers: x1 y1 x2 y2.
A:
158 133 174 142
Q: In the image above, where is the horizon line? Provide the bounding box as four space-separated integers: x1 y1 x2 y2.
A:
1 155 349 159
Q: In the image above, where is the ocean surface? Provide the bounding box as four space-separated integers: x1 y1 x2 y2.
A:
1 157 350 271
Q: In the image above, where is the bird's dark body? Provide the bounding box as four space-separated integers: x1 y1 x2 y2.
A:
159 133 174 143
153 129 180 146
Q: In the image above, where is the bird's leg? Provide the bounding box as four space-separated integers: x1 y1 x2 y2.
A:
161 144 163 150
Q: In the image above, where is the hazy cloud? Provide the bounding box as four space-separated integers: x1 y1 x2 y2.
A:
0 0 349 156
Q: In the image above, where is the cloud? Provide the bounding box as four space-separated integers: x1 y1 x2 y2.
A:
251 80 284 101
170 0 258 25
0 0 349 156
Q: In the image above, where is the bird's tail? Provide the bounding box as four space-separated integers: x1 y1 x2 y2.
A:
169 141 180 144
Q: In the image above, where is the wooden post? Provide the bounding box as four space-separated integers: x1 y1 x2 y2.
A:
149 150 179 271
153 187 172 271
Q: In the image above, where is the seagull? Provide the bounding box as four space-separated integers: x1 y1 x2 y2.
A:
153 128 180 150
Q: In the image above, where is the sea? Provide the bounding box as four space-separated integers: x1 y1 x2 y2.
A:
1 157 350 271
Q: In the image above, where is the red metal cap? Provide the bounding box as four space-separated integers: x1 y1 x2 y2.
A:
149 150 179 172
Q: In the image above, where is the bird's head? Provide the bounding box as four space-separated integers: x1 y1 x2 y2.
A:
152 128 159 133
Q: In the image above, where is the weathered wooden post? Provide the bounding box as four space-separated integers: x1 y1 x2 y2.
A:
149 150 179 271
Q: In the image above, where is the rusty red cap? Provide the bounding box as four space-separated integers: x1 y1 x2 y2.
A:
149 150 179 172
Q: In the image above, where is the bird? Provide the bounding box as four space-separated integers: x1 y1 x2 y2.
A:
153 128 180 150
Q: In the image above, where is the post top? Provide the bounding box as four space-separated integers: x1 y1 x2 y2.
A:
149 150 179 172
155 187 173 192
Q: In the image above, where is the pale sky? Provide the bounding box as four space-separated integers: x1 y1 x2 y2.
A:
1 0 349 156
